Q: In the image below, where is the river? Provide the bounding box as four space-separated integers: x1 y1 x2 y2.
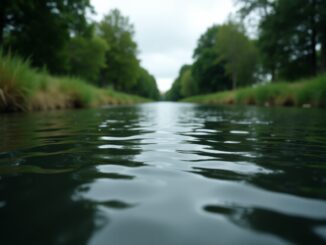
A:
0 102 326 244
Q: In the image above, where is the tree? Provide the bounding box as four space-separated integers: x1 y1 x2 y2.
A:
166 65 197 101
165 67 184 101
98 9 139 91
238 0 326 80
237 0 274 20
319 1 326 71
165 79 182 101
179 65 198 97
260 0 318 80
168 23 258 99
65 36 108 83
216 21 258 89
192 25 231 94
133 67 160 100
0 0 11 45
1 0 93 74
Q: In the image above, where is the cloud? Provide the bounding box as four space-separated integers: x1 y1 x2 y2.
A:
140 50 190 77
91 0 236 92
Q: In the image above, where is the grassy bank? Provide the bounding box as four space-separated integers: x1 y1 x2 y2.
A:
182 75 326 108
0 52 149 112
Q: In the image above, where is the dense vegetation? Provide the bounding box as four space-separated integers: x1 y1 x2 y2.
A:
166 0 326 105
166 22 258 101
0 0 160 108
182 75 326 108
0 51 149 112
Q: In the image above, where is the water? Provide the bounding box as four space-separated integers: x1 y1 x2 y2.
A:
0 102 326 245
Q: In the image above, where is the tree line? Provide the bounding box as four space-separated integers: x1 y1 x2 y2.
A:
166 0 326 101
0 1 160 100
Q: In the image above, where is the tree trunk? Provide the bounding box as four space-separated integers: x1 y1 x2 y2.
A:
310 28 317 76
321 37 326 72
0 0 10 46
320 1 326 72
310 0 317 76
0 6 4 45
270 62 277 82
232 72 237 90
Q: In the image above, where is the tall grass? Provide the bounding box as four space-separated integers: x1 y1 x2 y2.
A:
0 51 40 111
0 51 148 112
182 75 326 108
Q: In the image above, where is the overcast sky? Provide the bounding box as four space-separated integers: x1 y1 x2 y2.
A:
91 0 237 92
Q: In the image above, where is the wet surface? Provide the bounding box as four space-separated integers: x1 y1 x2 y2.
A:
0 102 326 245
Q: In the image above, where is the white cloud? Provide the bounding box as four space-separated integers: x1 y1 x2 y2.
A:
157 78 174 93
91 0 236 92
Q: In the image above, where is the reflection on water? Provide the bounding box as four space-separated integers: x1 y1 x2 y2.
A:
204 204 326 244
0 103 326 244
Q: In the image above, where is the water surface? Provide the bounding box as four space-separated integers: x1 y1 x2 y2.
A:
1 102 326 245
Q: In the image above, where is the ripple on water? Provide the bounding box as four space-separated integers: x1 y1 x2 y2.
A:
1 103 326 245
191 160 274 176
203 203 326 244
230 130 250 135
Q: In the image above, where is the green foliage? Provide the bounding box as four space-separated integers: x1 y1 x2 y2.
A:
192 25 231 93
106 88 151 104
0 50 42 111
132 67 160 100
58 76 100 107
98 9 139 91
183 75 326 108
165 78 182 101
296 76 326 106
97 9 160 98
168 23 258 100
235 82 294 106
259 0 316 79
180 65 198 97
1 0 93 74
216 21 258 89
65 36 108 83
174 0 326 101
238 0 326 80
239 0 273 14
165 65 193 101
0 51 149 112
244 83 290 105
182 90 235 105
1 4 158 106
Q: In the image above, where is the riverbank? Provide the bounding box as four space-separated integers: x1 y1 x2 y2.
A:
182 75 326 108
0 52 150 113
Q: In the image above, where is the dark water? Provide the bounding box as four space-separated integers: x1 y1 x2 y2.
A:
1 102 326 245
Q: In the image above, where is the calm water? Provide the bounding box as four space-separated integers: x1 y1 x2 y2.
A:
0 102 326 245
